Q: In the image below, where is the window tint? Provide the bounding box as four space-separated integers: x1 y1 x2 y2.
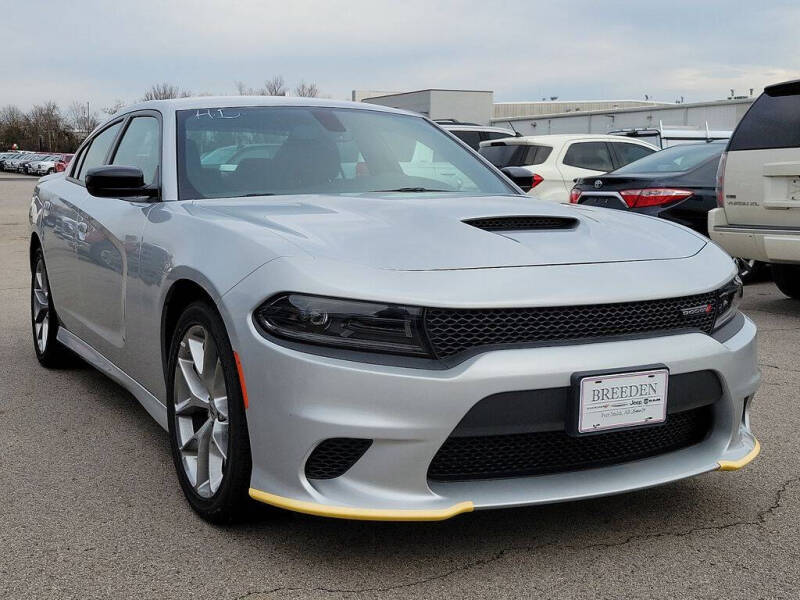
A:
613 143 724 174
77 121 123 183
525 145 552 165
612 142 654 166
450 130 482 151
564 142 614 171
479 144 552 168
562 142 614 171
483 131 514 141
111 116 160 185
729 90 800 151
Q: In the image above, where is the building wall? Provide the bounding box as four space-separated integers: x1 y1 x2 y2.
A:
362 89 494 124
363 90 434 116
492 100 671 120
490 99 754 136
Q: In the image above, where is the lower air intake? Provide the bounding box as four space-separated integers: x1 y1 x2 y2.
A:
305 438 373 480
428 406 712 481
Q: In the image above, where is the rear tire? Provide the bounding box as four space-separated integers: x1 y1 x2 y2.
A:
166 301 253 523
772 264 800 299
31 249 70 367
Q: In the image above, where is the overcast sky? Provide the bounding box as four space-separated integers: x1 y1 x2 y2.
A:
3 0 799 112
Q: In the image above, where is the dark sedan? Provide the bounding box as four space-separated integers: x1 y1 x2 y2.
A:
569 142 762 279
570 141 724 233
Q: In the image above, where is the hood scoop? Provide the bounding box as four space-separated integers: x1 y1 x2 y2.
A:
463 215 578 232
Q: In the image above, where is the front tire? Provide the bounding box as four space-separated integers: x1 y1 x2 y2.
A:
772 264 800 299
166 301 253 523
31 249 69 367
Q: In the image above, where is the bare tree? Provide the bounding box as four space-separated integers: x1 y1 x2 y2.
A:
294 81 319 98
102 99 126 115
265 75 287 96
142 83 192 101
67 100 100 134
235 81 263 95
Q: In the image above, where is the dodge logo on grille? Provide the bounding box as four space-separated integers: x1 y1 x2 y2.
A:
681 304 714 317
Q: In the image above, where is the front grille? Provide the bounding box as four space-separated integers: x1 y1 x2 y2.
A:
463 216 578 232
424 291 718 358
305 438 373 480
428 406 712 481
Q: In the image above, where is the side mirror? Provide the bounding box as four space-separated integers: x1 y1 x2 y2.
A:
501 166 536 192
85 166 158 199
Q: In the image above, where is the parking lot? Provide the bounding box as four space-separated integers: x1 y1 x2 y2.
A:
1 170 799 599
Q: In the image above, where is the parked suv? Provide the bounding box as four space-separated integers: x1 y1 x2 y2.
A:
435 120 515 151
709 79 800 299
479 134 657 202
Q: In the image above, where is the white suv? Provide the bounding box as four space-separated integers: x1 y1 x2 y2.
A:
479 134 657 203
709 79 800 299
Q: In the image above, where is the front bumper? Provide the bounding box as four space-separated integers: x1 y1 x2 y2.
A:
709 207 800 263
233 304 760 520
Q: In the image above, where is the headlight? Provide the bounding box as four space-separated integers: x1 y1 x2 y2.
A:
714 276 743 330
254 293 432 357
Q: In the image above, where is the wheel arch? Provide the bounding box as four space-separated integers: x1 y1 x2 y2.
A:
161 278 221 375
29 233 42 271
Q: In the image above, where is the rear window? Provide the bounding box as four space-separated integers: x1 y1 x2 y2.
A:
612 143 723 174
479 144 552 167
729 86 800 151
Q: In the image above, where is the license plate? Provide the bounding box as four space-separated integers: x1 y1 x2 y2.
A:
577 368 668 434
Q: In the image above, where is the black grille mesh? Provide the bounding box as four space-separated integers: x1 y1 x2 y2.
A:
424 291 718 358
464 216 577 231
305 438 372 480
428 406 712 481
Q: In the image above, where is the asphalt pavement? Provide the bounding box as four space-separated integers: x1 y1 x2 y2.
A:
1 171 798 599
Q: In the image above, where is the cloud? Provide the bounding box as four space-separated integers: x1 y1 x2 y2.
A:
1 0 799 110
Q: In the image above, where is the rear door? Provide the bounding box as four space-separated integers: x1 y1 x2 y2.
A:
557 141 615 198
40 121 123 332
608 141 656 169
723 84 800 227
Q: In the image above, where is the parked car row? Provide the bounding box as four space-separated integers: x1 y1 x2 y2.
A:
0 151 74 175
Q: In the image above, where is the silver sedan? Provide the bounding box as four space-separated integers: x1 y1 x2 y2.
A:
29 97 760 523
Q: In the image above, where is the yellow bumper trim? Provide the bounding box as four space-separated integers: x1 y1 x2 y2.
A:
248 488 474 521
717 438 761 471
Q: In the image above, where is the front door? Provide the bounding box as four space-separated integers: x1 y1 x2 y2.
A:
70 114 162 370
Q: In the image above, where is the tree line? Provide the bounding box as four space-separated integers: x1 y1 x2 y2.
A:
1 76 321 153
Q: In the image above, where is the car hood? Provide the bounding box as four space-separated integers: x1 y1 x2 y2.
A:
194 193 706 271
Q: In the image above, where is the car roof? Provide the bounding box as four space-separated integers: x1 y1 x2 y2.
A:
479 133 659 148
441 124 515 134
109 96 418 118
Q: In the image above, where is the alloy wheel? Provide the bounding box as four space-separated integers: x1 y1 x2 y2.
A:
32 260 50 354
173 325 230 498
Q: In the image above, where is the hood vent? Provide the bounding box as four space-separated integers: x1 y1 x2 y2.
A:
464 216 578 232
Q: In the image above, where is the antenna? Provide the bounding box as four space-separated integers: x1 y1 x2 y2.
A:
507 120 523 137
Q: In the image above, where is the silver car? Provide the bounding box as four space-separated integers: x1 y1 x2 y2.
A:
29 97 761 523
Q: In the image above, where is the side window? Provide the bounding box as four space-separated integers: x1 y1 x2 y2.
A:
525 145 553 166
77 121 123 183
451 130 481 151
612 143 654 167
484 131 513 142
111 116 161 185
70 145 88 178
562 142 614 171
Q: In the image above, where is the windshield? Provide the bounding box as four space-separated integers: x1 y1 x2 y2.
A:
612 142 723 174
176 106 515 200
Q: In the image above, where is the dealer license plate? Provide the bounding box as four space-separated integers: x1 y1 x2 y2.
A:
577 369 669 434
